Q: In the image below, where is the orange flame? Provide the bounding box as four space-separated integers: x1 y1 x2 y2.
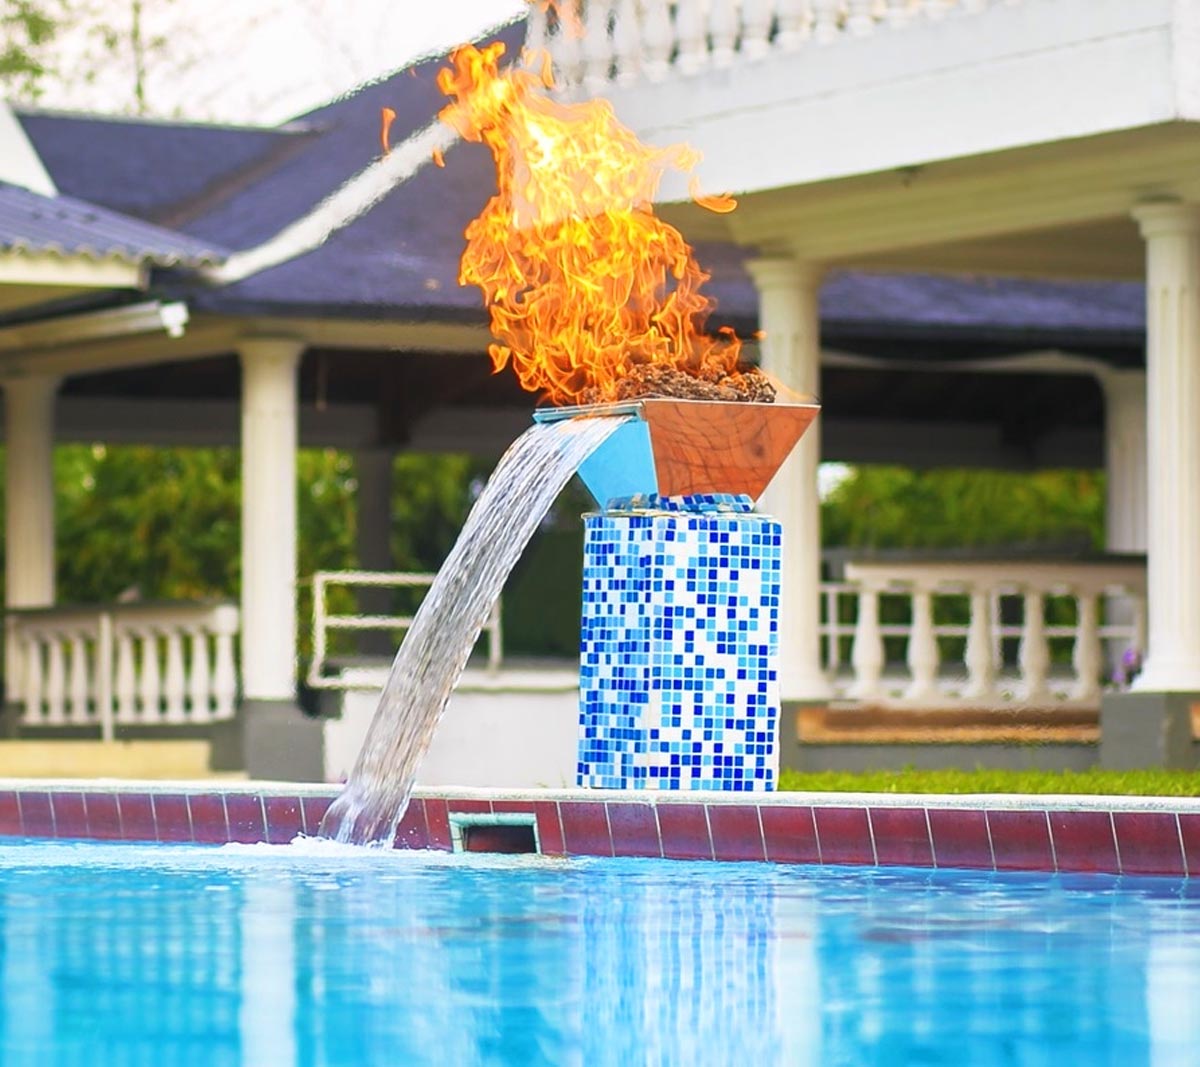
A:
436 41 743 405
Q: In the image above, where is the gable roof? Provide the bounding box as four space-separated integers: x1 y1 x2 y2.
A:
0 181 226 267
8 17 1148 365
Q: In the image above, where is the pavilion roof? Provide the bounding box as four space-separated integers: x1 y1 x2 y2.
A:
11 18 1146 363
0 181 226 268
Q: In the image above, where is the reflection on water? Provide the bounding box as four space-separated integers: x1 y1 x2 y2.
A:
0 842 1198 1066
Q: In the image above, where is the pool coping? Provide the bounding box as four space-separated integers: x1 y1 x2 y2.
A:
0 780 1195 877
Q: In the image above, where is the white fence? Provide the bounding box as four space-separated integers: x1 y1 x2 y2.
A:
533 0 1018 93
6 601 239 739
819 560 1146 707
306 571 503 690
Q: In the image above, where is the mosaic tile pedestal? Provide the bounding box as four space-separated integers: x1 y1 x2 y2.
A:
578 494 781 791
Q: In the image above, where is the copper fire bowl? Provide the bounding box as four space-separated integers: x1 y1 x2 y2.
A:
533 395 820 505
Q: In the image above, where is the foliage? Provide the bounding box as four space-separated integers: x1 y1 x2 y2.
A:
0 0 57 98
821 466 1106 552
776 766 1200 797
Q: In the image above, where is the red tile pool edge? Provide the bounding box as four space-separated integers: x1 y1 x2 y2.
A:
2 787 1197 877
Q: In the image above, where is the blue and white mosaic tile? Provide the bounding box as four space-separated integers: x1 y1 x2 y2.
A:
578 501 782 792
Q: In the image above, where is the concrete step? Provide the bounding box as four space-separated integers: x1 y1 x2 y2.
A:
0 740 237 779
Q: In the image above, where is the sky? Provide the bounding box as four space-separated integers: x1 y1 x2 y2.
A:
30 0 527 124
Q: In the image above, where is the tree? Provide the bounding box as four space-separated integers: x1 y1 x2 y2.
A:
821 466 1105 553
0 1 58 99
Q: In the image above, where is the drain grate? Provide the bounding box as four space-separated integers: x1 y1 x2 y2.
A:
449 812 540 854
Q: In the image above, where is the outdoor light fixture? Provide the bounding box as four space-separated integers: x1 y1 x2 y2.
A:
0 300 190 354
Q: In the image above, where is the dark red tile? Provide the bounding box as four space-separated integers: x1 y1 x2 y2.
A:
424 799 452 851
225 794 266 844
1113 812 1185 876
1180 814 1200 878
760 805 820 865
188 794 229 844
264 797 305 845
708 805 765 862
152 794 192 843
533 802 565 856
117 794 156 842
20 792 54 838
446 799 492 814
84 793 121 840
657 804 712 861
0 792 20 836
393 799 429 850
1049 811 1119 873
929 809 992 870
50 793 87 840
301 795 333 836
988 810 1055 872
491 801 537 814
606 803 661 858
560 801 613 857
814 806 875 866
870 807 933 867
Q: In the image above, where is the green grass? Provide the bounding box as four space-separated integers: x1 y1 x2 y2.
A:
775 767 1200 797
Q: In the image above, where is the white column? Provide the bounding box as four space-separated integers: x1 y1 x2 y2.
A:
1100 369 1148 553
747 257 831 700
1131 202 1200 691
239 338 304 702
4 376 59 611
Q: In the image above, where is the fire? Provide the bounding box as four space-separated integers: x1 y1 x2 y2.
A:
436 40 745 406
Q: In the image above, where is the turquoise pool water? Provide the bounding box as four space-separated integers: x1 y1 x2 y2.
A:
0 839 1198 1066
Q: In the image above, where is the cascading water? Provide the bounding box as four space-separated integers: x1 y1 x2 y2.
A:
319 414 629 844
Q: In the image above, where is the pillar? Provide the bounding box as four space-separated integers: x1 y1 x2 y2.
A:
1130 202 1200 692
4 376 59 611
746 257 831 700
238 338 304 702
1100 369 1148 553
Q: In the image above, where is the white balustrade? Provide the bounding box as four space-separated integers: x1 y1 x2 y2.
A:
820 560 1146 708
6 601 240 738
538 0 1010 92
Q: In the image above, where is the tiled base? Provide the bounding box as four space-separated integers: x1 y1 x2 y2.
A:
0 783 1197 877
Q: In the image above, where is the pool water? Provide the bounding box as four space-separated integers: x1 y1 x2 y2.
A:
0 840 1198 1066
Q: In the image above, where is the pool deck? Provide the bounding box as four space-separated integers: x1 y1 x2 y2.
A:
0 780 1196 877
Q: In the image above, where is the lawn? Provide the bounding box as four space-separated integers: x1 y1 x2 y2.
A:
776 767 1200 796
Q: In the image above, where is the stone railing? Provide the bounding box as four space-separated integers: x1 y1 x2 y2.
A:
6 601 239 738
819 560 1145 707
532 0 1014 93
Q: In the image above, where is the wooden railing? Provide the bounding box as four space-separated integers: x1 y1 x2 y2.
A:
533 0 1015 93
818 560 1145 707
6 602 239 739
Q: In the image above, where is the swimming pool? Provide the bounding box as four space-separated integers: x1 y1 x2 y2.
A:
2 839 1198 1066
